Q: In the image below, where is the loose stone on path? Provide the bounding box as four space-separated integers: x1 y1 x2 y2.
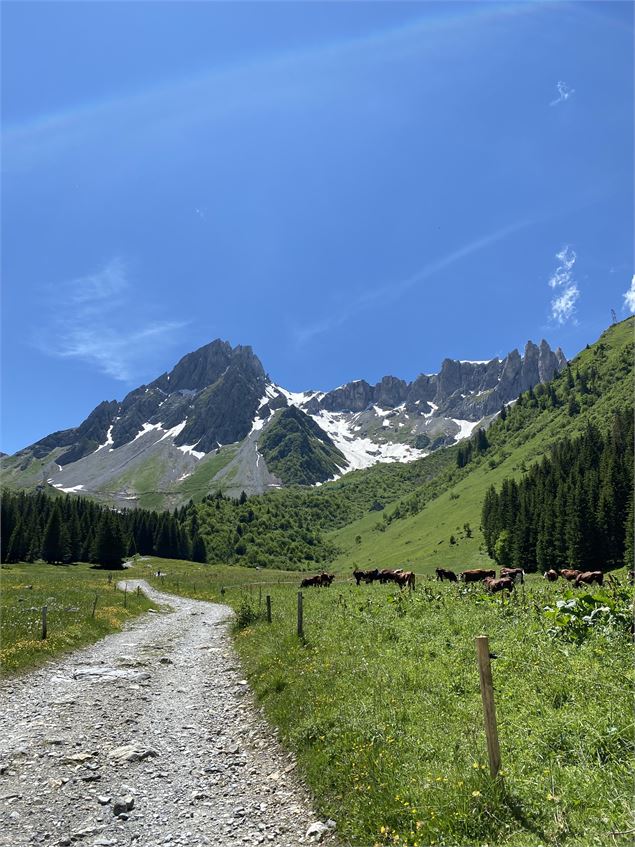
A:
0 580 336 847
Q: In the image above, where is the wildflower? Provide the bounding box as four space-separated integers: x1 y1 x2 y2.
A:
472 790 481 797
472 763 479 769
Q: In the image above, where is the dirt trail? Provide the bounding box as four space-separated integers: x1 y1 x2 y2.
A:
0 581 334 847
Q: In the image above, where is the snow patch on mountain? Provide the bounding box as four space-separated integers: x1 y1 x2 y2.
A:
159 420 187 441
451 419 477 441
312 410 425 471
52 483 85 494
275 385 324 406
132 422 164 442
94 425 115 453
177 443 205 460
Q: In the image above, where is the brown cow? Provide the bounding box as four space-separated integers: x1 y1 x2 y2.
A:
559 569 581 581
300 574 321 588
460 569 496 583
544 569 559 582
300 572 334 588
575 571 604 588
395 571 416 590
500 567 524 584
353 568 380 585
435 568 458 582
379 569 403 584
483 576 515 593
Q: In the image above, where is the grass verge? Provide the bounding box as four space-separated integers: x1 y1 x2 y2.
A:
0 562 155 676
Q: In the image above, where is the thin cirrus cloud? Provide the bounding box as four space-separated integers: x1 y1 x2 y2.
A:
623 275 635 313
548 245 580 325
293 220 531 345
550 80 575 106
34 258 188 381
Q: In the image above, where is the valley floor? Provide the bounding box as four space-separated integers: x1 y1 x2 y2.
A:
0 581 334 847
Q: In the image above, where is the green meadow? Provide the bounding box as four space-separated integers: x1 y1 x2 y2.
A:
0 562 154 675
132 557 634 847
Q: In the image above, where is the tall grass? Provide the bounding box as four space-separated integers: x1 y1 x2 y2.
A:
104 559 635 844
230 576 634 847
0 562 154 675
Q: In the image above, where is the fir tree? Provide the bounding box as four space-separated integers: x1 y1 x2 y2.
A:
92 511 125 568
41 503 64 564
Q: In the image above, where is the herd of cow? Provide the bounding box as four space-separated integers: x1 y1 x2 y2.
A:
300 565 614 593
543 568 605 587
352 568 416 589
434 566 524 593
300 568 416 590
436 565 606 590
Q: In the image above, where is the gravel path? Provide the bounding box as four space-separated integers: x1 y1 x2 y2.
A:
0 581 336 847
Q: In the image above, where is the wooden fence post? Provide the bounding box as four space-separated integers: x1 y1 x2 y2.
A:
41 606 48 640
266 595 272 624
475 635 501 778
297 592 304 638
92 595 98 618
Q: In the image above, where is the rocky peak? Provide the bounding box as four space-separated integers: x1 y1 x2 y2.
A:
374 376 409 408
152 340 265 394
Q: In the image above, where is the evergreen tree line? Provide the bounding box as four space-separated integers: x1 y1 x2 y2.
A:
1 490 207 567
481 410 634 572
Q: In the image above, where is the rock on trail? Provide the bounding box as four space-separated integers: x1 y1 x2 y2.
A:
0 580 336 846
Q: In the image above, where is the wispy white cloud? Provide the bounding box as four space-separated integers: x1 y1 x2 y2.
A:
35 258 188 380
550 80 575 106
623 275 635 313
294 220 531 345
548 245 579 324
551 285 580 325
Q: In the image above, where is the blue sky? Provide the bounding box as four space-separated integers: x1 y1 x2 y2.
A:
2 1 633 455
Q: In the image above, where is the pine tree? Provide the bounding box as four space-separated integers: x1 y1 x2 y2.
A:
624 489 634 570
41 503 64 564
191 532 207 563
5 519 26 563
92 511 125 568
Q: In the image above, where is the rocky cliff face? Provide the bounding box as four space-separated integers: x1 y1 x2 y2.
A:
22 341 267 464
311 340 566 420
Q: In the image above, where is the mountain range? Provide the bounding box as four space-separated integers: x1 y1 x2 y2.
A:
1 337 566 509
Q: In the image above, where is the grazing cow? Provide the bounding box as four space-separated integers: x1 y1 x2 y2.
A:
500 567 525 584
300 572 334 588
575 570 604 588
559 569 581 581
435 568 458 582
353 568 380 585
544 569 559 582
459 569 496 583
300 574 322 588
395 571 416 590
483 576 515 593
378 569 401 584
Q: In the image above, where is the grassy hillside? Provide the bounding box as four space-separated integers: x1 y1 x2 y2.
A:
258 406 347 485
328 318 634 573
